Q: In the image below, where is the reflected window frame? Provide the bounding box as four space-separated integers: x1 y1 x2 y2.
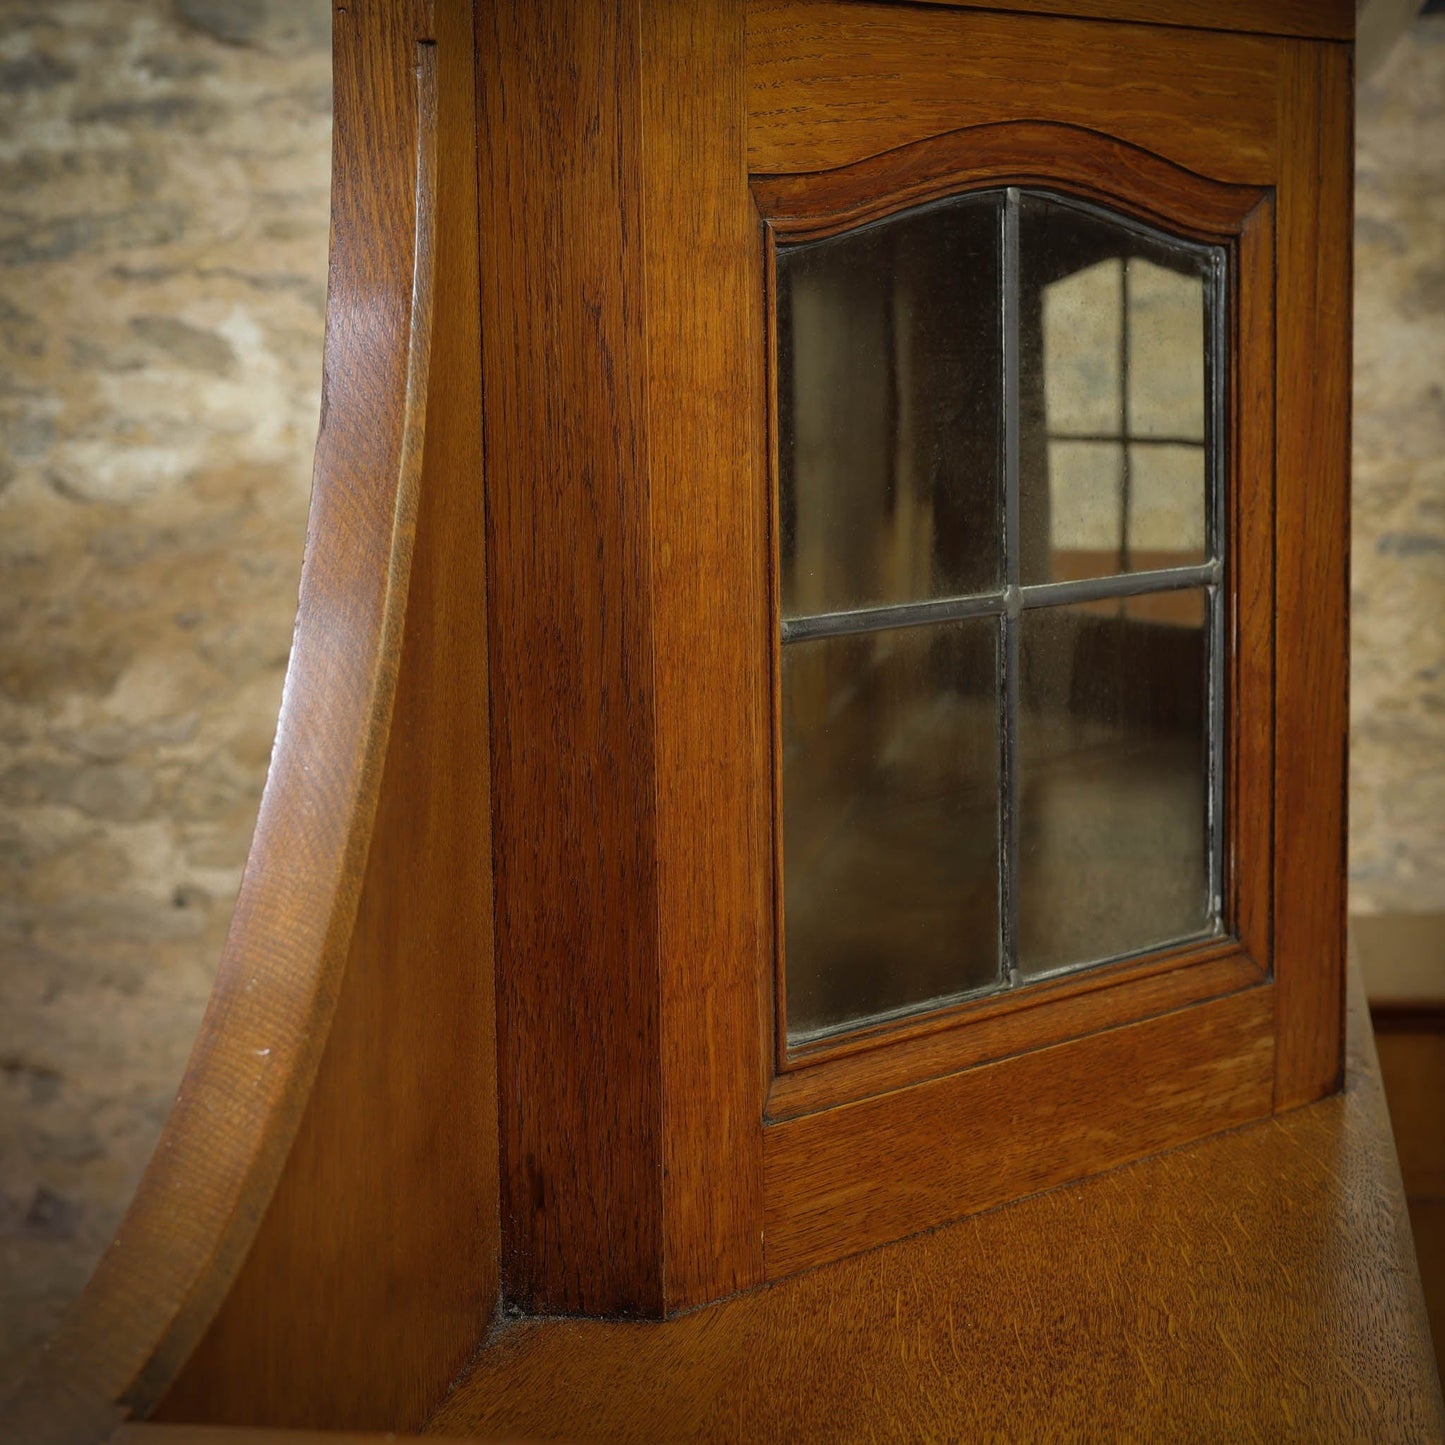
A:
770 185 1231 1055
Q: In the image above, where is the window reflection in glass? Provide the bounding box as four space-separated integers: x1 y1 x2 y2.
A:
777 194 1003 619
1017 593 1211 978
782 620 1000 1039
774 187 1224 1048
1020 196 1210 585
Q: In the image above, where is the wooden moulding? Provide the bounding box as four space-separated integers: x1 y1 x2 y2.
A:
763 987 1277 1278
159 0 497 1427
3 0 498 1437
745 0 1287 183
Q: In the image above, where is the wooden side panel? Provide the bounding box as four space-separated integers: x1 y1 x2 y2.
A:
745 0 1281 184
1272 41 1352 1109
0 3 451 1437
764 987 1276 1279
477 0 665 1316
641 1 769 1309
160 0 498 1427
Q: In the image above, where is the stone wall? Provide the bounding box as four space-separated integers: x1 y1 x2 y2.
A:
1351 14 1445 914
0 0 1441 1404
0 0 331 1393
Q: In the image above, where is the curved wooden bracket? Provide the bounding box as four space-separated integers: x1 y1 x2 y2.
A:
1 19 441 1443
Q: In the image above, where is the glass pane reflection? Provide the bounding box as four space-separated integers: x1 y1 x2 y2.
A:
775 186 1226 1046
1017 592 1212 978
783 620 1000 1040
777 193 1003 619
1019 195 1210 584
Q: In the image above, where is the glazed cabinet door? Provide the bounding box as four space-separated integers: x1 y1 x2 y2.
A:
477 0 1351 1314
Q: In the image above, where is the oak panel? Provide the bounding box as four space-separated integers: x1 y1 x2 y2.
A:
642 0 770 1311
1231 199 1277 971
1 3 460 1439
768 946 1260 1119
432 974 1441 1443
756 130 1278 1157
746 0 1281 183
764 985 1275 1277
752 121 1270 243
1272 42 1352 1110
477 0 666 1317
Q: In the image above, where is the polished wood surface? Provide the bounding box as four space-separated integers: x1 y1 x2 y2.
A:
430 971 1443 1442
765 986 1275 1278
1231 199 1278 991
3 4 1369 1437
115 1432 492 1445
1272 40 1353 1112
751 120 1271 243
746 0 1285 183
766 944 1259 1120
0 5 444 1441
160 0 498 1428
477 0 668 1319
478 0 771 1318
895 0 1352 38
641 0 772 1313
753 124 1279 1118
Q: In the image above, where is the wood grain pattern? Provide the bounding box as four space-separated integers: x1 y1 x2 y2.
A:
1232 199 1277 973
767 945 1260 1120
746 0 1282 183
765 985 1275 1278
1376 1030 1445 1201
1272 41 1352 1111
0 4 445 1440
641 0 770 1310
1407 1199 1445 1386
892 0 1353 39
159 0 497 1427
430 969 1443 1443
751 120 1269 244
477 0 666 1318
116 1432 491 1445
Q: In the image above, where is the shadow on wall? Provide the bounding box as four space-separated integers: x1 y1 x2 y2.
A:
0 0 332 1396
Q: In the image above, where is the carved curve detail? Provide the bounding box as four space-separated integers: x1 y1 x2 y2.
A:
0 31 441 1445
752 120 1271 244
